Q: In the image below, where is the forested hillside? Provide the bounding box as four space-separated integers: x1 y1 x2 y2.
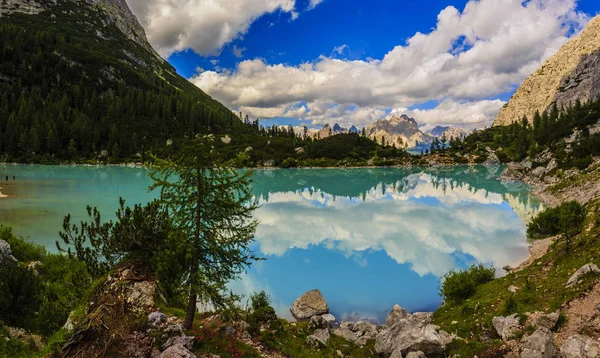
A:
0 0 248 163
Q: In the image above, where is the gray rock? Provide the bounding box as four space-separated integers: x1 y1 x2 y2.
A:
547 159 558 173
492 314 522 341
412 312 434 325
385 304 411 327
534 312 560 330
560 334 600 357
566 264 600 288
159 344 196 358
376 306 445 358
290 289 329 321
307 329 330 348
263 159 276 167
308 315 332 330
484 152 501 165
332 328 359 343
532 166 547 178
0 240 17 268
521 328 556 358
321 313 336 323
162 336 194 350
148 312 167 327
406 352 426 358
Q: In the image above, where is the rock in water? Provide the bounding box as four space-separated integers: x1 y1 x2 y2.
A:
493 15 600 127
290 289 329 321
521 328 556 358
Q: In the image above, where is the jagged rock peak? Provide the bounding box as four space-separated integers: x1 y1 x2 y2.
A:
0 0 160 59
493 15 600 126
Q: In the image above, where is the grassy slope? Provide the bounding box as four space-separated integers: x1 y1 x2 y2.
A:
434 173 600 357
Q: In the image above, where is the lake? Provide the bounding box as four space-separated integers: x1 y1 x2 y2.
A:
0 164 542 323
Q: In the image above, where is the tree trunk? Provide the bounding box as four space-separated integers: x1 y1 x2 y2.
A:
183 260 198 330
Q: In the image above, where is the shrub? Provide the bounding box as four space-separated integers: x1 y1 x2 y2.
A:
246 291 279 337
527 201 587 248
440 264 496 304
280 157 298 168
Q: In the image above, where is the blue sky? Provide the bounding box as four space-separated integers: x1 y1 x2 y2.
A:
127 0 600 131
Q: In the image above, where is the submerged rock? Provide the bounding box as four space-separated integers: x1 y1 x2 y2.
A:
290 289 329 321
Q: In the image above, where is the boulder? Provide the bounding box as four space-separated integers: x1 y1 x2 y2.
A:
534 312 560 330
532 166 547 178
406 352 426 358
484 152 501 165
308 315 332 330
547 159 558 173
321 313 336 323
560 334 600 357
385 304 411 327
332 328 359 343
162 336 194 351
566 264 600 288
376 319 445 358
307 329 330 348
492 314 522 341
148 312 167 327
0 240 17 268
159 344 196 358
290 289 329 321
521 328 556 358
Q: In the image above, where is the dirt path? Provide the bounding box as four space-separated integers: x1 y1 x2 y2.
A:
556 280 600 345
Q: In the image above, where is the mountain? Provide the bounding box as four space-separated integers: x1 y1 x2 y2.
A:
349 125 360 134
366 114 433 149
493 15 600 126
332 123 347 134
429 126 469 139
0 0 244 163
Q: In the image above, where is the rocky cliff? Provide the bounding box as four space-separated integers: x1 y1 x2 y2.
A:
493 15 600 126
428 126 469 140
367 115 433 149
0 0 159 60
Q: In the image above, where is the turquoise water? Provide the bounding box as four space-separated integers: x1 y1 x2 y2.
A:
0 164 542 322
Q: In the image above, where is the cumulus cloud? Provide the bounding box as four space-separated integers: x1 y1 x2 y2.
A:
190 0 589 129
126 0 315 57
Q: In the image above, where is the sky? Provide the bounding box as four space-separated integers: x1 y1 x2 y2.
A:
125 0 600 131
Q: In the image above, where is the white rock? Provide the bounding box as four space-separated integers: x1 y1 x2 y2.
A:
566 264 600 288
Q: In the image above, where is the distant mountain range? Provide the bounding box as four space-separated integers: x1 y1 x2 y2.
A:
309 116 468 150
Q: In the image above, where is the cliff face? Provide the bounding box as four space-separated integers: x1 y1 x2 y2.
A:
367 115 433 149
1 0 159 60
493 15 600 127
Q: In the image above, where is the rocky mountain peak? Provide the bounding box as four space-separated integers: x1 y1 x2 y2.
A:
494 15 600 126
1 0 160 60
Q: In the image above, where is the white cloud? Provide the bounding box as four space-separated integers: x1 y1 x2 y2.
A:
333 44 348 55
190 0 589 129
252 170 541 278
127 0 302 57
307 0 324 11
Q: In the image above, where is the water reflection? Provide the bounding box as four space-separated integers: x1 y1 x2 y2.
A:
235 165 542 322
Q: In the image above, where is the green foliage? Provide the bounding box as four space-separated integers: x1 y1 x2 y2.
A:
246 291 279 337
0 227 91 337
527 201 587 246
150 137 260 329
440 264 496 303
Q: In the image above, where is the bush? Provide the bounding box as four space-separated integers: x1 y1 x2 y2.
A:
246 291 279 337
527 201 586 241
440 264 496 304
280 157 298 168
